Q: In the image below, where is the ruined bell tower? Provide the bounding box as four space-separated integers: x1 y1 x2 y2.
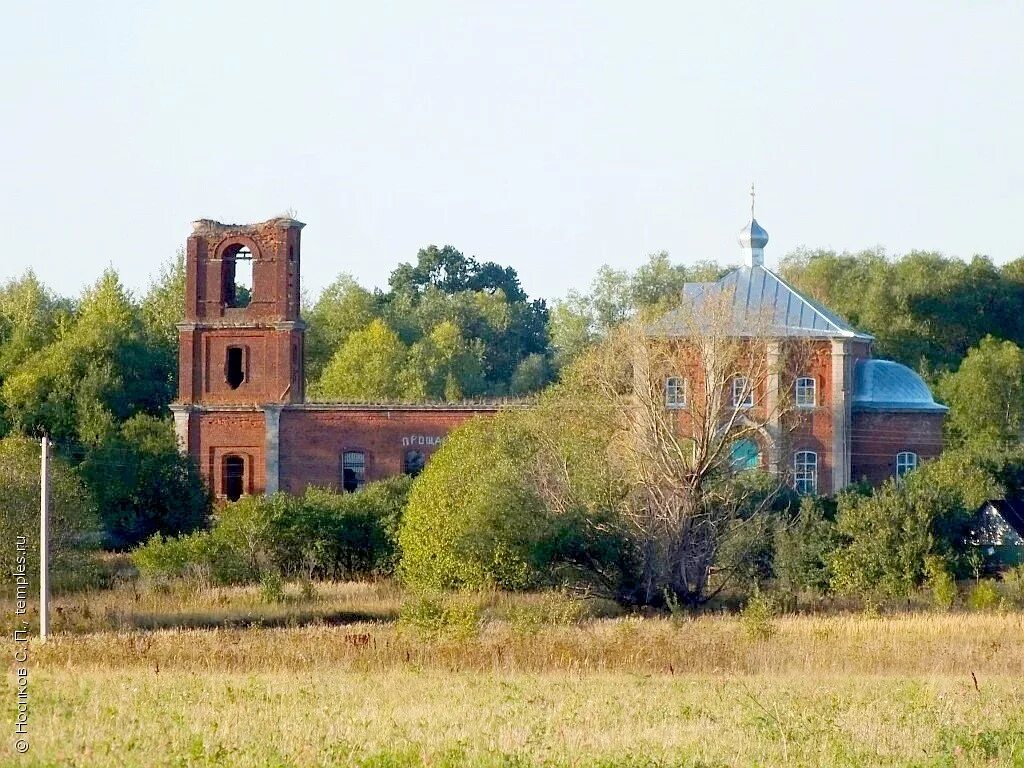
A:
176 217 306 407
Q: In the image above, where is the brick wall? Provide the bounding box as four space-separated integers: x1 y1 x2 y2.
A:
192 410 267 498
850 411 945 486
278 407 498 493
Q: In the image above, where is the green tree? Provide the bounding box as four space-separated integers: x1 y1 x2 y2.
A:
313 319 419 400
0 435 99 584
304 274 381 382
80 415 211 548
404 321 486 400
2 270 169 445
138 252 186 399
939 336 1024 449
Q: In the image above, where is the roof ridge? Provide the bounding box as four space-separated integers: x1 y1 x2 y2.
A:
753 265 856 337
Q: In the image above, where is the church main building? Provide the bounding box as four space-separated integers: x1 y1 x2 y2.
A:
653 215 946 494
172 213 945 501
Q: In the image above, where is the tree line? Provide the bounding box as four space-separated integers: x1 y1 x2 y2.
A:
3 240 1024 584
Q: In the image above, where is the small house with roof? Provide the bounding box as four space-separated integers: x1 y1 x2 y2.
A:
652 211 946 494
972 500 1024 568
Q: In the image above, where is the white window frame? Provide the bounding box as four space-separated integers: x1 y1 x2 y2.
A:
895 451 918 481
793 450 817 495
795 376 816 408
665 377 687 409
732 377 754 408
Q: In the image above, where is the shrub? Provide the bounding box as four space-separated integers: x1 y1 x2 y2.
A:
830 454 997 599
772 496 837 596
274 478 410 579
925 555 957 611
399 415 548 591
1003 565 1024 607
741 588 778 641
398 590 482 638
132 480 410 585
967 580 1002 612
259 570 285 604
132 531 252 585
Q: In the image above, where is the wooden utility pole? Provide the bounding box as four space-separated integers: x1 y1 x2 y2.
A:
40 435 50 641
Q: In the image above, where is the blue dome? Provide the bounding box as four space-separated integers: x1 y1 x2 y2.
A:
852 359 948 413
738 218 769 249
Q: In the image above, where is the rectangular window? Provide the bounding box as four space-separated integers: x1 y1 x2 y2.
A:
732 377 754 408
342 451 366 493
665 377 687 408
226 346 245 389
795 377 816 408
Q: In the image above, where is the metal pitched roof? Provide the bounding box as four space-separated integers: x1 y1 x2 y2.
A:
654 265 874 340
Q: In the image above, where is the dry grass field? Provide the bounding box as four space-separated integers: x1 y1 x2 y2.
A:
5 582 1024 767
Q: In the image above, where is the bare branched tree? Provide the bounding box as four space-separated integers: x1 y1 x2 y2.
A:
576 285 812 605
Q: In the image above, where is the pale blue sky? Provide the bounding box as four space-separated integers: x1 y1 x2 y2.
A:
2 2 1022 303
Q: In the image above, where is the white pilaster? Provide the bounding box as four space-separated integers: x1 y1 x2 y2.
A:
830 340 851 492
264 405 282 495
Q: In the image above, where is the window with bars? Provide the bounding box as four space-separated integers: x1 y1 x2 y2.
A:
895 451 918 481
795 376 816 408
665 377 687 408
342 451 366 492
732 377 754 408
793 451 817 495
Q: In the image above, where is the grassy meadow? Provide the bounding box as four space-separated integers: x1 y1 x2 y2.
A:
5 581 1024 767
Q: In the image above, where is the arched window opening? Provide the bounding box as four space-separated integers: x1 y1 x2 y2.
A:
226 346 245 389
222 244 253 308
795 376 816 408
665 377 687 408
729 439 760 471
342 451 366 493
793 451 817 495
223 455 245 501
895 451 918 481
404 450 426 477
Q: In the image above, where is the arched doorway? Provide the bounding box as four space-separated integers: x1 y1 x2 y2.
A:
223 455 246 501
729 438 760 471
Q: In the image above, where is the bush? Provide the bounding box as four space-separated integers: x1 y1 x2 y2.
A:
925 556 957 611
1003 565 1024 607
829 454 998 599
399 415 548 591
132 479 411 585
772 496 837 596
259 570 285 604
273 477 410 579
967 580 1002 612
398 590 482 638
741 588 779 641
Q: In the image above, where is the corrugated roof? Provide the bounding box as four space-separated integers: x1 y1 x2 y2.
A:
654 265 874 340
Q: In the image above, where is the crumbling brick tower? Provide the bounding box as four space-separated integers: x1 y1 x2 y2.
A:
171 217 306 499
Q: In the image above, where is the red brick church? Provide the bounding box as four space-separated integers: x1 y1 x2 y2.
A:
170 217 498 501
171 214 945 501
